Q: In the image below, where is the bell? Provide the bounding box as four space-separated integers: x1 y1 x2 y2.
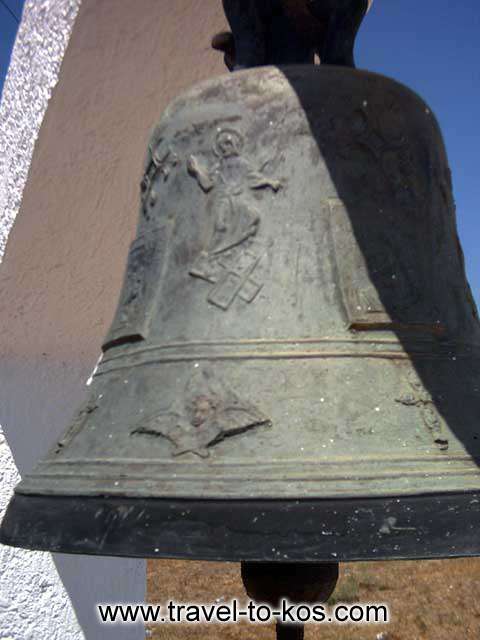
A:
2 64 480 566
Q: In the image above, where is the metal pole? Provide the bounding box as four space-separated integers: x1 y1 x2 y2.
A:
241 561 339 640
276 621 305 640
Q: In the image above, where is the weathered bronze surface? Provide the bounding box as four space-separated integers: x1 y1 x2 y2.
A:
213 0 372 69
2 65 480 560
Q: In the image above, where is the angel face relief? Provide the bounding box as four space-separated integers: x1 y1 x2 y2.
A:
131 367 271 459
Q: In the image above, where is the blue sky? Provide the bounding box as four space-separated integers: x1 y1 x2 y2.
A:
0 1 478 300
0 0 23 96
358 0 480 303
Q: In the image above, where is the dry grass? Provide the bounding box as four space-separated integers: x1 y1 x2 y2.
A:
147 558 480 639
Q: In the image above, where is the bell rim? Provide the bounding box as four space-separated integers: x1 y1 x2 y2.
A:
2 491 479 562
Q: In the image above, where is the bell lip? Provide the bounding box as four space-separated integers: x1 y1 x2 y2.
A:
1 491 480 562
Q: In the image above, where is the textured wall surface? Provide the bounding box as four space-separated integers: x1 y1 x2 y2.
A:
0 0 225 638
0 2 85 638
0 427 84 639
0 0 81 260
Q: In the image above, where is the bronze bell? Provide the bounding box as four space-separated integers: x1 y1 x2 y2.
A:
2 63 480 565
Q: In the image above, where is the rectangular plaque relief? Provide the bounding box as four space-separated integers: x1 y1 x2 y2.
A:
327 198 445 335
102 231 164 351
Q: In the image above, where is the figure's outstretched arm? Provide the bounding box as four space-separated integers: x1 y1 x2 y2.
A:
187 156 214 193
248 171 282 192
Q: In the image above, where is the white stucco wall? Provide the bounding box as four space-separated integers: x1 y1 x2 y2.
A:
0 2 145 638
0 427 84 640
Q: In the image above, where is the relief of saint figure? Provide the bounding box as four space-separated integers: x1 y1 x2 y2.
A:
187 129 282 310
188 129 281 255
